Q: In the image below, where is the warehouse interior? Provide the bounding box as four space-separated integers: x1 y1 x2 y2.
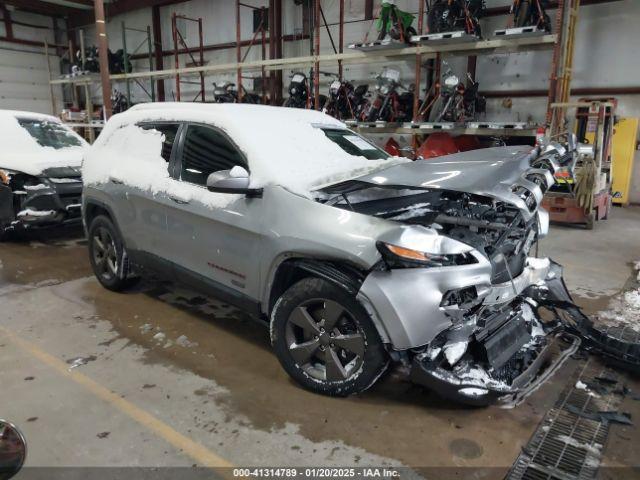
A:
0 0 639 478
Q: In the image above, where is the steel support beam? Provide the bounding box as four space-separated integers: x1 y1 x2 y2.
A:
151 4 165 100
338 0 344 80
313 0 320 110
93 0 112 119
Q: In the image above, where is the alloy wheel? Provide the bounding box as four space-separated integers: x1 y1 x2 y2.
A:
285 298 366 382
92 226 118 280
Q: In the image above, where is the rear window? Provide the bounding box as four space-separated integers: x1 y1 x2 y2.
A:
321 128 389 160
17 118 83 149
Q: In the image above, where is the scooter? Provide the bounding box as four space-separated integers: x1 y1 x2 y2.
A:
426 0 485 37
362 68 415 123
429 70 486 123
511 0 552 32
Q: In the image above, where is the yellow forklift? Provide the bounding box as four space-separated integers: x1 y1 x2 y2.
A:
542 100 615 229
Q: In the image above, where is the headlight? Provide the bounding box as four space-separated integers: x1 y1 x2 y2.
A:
444 75 459 88
376 242 477 269
0 168 19 184
380 85 390 95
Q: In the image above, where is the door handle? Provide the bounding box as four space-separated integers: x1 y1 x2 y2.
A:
109 177 124 184
169 196 189 205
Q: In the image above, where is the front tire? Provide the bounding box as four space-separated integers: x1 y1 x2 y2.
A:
270 278 388 397
88 215 138 291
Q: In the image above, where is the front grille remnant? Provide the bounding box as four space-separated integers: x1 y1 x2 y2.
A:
506 361 624 480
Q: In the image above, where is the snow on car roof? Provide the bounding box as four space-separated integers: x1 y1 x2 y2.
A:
89 103 407 198
0 109 87 176
0 109 62 123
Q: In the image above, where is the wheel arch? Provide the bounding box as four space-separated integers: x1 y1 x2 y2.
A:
265 257 366 316
83 199 123 239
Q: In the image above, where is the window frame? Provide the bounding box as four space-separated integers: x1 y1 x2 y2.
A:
136 121 184 179
174 122 249 189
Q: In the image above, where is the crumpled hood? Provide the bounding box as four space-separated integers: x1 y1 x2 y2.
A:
0 147 85 176
350 146 546 220
354 146 536 193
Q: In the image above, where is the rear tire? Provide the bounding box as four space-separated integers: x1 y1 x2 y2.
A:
88 215 138 292
270 277 388 397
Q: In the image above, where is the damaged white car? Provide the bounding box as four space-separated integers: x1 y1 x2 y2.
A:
0 110 88 239
82 104 637 406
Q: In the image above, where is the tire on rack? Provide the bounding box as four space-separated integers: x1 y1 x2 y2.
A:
270 277 389 397
88 215 139 292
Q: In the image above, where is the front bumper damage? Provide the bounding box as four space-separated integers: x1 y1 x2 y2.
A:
0 174 82 232
363 258 639 406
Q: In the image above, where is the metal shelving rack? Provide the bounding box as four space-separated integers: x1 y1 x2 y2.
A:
121 21 156 104
46 1 570 140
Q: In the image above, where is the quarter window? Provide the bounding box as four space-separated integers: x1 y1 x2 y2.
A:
139 123 179 163
180 125 247 186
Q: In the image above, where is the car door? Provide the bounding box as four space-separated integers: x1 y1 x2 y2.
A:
111 121 182 273
162 122 265 309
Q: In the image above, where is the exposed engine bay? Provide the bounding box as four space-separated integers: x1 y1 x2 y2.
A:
313 142 639 406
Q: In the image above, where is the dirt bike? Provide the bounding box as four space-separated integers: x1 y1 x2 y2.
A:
426 0 485 37
361 68 415 123
429 69 486 123
283 72 326 110
323 79 370 120
511 0 552 32
377 2 417 43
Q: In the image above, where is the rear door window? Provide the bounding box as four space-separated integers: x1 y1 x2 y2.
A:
139 123 180 163
179 124 247 186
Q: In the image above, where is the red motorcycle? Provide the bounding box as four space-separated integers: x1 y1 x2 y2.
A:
361 68 415 123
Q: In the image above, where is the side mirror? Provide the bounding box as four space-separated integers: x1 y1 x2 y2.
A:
0 420 27 479
206 167 262 196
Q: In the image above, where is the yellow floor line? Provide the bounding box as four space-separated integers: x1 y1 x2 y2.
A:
0 326 234 470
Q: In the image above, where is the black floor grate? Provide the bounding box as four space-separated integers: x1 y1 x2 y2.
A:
506 361 622 480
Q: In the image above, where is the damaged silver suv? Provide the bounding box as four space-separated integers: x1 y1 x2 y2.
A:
83 103 613 406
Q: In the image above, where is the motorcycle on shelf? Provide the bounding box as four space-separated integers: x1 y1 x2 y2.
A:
323 79 370 121
72 47 131 75
212 82 262 104
428 69 486 123
283 72 326 110
511 0 552 32
361 68 415 123
111 90 131 114
376 0 417 43
426 0 485 37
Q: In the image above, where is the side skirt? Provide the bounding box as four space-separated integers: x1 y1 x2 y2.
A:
128 249 264 320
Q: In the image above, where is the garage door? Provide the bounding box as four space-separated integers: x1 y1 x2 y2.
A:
0 42 59 115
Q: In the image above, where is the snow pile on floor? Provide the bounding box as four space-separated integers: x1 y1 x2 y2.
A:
83 104 407 201
0 110 87 175
594 260 640 332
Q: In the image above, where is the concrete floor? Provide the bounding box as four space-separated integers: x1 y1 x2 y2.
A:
1 207 639 476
